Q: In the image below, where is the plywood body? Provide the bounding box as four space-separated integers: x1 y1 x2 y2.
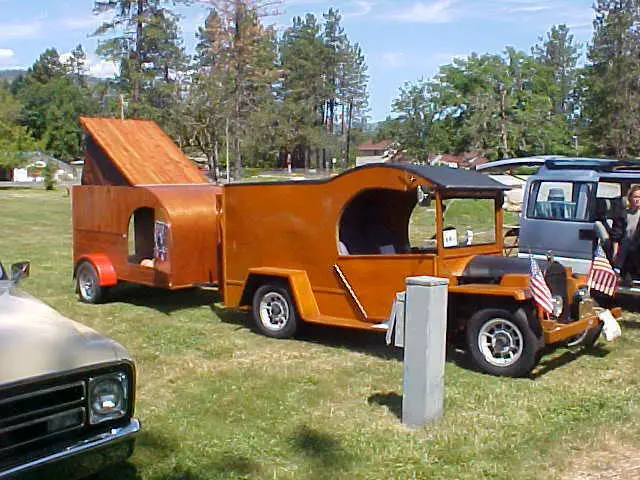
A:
73 184 222 288
223 166 505 329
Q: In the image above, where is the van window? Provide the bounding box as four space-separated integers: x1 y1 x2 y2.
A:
528 181 591 221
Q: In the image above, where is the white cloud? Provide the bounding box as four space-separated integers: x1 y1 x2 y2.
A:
61 12 111 30
432 51 468 62
344 0 374 18
60 49 118 78
87 57 118 78
386 0 454 23
380 52 409 68
0 21 42 40
0 48 14 58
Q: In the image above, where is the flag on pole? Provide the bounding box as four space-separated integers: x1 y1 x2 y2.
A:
588 244 618 296
529 256 554 314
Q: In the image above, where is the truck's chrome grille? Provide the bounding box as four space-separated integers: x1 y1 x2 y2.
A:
0 381 86 456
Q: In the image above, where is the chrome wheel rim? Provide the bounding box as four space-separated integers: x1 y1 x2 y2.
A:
477 317 524 367
78 267 96 300
258 292 290 331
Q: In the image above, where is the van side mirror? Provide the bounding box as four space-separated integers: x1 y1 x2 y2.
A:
417 186 433 207
11 262 30 283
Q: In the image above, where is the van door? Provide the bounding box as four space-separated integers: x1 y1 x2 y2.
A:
519 180 594 274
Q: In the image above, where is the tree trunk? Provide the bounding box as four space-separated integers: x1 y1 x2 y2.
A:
212 140 219 182
345 101 353 168
234 136 242 180
133 0 144 111
500 88 508 158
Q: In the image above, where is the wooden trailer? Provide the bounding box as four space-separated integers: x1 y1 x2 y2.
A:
73 117 607 377
73 117 222 302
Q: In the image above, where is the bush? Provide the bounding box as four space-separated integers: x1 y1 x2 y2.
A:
43 161 56 190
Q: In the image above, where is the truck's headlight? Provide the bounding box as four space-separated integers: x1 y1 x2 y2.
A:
551 295 564 317
88 372 128 424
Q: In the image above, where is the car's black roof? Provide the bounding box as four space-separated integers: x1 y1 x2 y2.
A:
477 156 640 173
398 164 509 191
225 162 510 191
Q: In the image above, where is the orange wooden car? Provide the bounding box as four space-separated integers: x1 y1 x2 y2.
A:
73 117 605 377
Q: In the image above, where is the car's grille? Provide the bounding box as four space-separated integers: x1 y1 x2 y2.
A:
0 381 86 457
544 261 569 322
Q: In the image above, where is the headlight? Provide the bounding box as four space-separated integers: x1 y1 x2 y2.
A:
551 295 564 317
88 372 128 424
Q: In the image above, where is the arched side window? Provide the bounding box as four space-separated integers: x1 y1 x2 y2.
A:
338 188 415 255
127 207 155 264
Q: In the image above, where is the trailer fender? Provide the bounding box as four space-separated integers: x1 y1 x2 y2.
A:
74 254 118 287
243 268 320 320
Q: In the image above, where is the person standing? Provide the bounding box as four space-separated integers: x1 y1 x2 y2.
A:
614 185 640 281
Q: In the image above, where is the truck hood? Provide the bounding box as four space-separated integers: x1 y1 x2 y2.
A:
0 282 130 385
460 255 545 281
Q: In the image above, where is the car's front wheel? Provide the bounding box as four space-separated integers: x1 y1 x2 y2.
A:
252 284 298 338
466 308 539 377
76 261 107 304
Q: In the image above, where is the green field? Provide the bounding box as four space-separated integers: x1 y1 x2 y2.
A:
1 189 640 480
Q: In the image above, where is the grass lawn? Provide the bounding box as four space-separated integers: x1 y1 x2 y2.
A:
2 188 640 480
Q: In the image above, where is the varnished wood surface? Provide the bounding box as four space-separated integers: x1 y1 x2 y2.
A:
79 117 208 185
223 165 507 325
73 184 222 288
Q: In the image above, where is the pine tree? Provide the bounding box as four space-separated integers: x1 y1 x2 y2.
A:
195 0 281 179
585 0 640 157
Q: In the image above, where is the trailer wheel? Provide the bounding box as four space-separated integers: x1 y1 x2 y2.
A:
252 284 298 338
467 308 538 377
76 261 106 304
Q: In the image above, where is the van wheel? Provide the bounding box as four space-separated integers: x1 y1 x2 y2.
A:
76 261 106 304
252 284 298 338
467 308 538 377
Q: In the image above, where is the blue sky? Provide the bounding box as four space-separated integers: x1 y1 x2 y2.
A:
0 0 595 121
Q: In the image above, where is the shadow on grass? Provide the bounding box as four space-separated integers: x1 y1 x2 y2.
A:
368 392 402 420
529 343 611 379
87 430 259 479
107 284 220 315
289 425 354 477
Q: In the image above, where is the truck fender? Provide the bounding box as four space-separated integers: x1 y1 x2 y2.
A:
242 268 320 321
74 254 118 287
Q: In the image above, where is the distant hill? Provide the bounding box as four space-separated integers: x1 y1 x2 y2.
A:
0 69 26 82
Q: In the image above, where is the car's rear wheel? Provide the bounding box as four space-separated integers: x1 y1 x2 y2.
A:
252 284 298 338
467 308 539 377
76 261 107 304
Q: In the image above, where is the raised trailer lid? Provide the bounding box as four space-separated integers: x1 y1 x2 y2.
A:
79 116 208 186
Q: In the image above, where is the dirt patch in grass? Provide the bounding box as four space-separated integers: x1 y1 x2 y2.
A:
560 437 640 479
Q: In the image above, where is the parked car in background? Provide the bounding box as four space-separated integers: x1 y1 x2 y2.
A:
479 157 640 295
0 260 139 479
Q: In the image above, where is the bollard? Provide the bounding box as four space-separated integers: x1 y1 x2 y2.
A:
402 276 449 428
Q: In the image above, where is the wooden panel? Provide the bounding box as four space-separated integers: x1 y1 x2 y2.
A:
73 184 222 289
223 168 442 323
79 117 208 185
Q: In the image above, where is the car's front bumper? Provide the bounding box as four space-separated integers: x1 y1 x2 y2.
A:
0 418 140 479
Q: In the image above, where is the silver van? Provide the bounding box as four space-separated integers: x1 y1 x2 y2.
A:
479 157 640 295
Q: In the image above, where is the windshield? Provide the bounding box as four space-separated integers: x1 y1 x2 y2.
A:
442 197 496 247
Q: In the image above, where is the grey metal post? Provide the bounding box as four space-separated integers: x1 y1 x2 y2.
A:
402 276 449 428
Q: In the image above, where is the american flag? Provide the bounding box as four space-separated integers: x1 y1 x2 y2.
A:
529 256 554 314
588 244 618 296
